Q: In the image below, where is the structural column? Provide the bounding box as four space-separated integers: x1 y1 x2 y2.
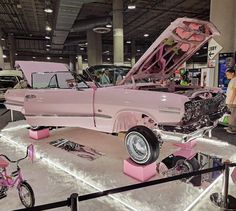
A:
209 0 236 86
69 55 76 72
87 30 102 66
0 43 4 69
131 40 136 67
113 0 124 65
8 34 16 69
77 55 83 74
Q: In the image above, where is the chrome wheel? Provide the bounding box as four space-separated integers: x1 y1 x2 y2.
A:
125 131 151 164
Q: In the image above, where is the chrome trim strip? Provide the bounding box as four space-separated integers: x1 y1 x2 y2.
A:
25 113 112 119
159 109 181 114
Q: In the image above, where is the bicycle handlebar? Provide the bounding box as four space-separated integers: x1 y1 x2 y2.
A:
0 145 30 164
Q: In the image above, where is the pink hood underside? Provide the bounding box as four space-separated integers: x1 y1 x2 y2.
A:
119 17 220 85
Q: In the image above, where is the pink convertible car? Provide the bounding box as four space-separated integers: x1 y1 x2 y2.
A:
5 18 226 165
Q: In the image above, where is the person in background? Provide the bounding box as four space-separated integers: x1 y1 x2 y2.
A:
100 69 110 85
225 68 236 134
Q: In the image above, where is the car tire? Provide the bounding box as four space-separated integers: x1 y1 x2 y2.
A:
124 125 160 165
172 156 201 186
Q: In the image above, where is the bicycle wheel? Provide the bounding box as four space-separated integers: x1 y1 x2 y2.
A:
18 181 35 208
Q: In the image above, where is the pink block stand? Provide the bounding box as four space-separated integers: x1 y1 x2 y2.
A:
123 158 156 182
29 128 50 140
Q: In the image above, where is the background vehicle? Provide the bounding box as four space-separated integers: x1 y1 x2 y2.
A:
0 145 35 208
0 70 23 102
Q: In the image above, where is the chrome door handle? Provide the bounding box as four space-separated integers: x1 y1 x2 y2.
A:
25 94 36 99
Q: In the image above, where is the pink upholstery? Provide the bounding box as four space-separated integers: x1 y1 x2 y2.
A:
123 158 156 182
29 128 49 140
0 157 9 168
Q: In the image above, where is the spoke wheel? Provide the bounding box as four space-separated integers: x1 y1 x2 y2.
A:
125 126 160 165
18 182 35 208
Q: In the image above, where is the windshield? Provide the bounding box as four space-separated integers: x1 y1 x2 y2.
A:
86 66 130 86
32 71 89 89
0 76 19 88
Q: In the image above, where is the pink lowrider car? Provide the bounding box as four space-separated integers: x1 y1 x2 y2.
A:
5 18 226 165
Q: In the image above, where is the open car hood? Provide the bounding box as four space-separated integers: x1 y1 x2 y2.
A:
119 18 220 85
15 61 69 86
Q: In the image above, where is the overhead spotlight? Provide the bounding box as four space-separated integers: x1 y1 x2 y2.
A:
44 8 53 13
44 1 53 13
45 36 50 39
126 40 131 44
46 25 52 31
128 0 136 9
46 48 50 51
46 56 51 60
137 49 141 52
1 37 5 41
32 56 36 59
203 46 207 49
106 23 112 28
59 57 63 59
15 53 18 56
196 52 200 55
3 55 7 58
80 47 84 50
127 58 131 61
107 58 110 61
46 44 51 47
84 58 87 61
144 33 149 37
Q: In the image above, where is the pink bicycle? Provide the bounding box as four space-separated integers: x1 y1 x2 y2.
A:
0 145 35 208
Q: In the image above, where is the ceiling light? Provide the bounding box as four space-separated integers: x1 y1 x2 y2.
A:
126 40 131 44
46 56 51 60
46 44 51 47
106 23 112 28
107 58 110 61
80 47 84 50
196 52 199 55
127 58 131 61
1 38 5 41
84 58 87 61
46 48 50 51
32 56 36 59
3 55 7 58
128 0 136 9
15 53 18 56
203 46 207 49
44 8 53 13
46 25 52 31
144 33 149 37
45 36 50 39
59 57 63 59
137 49 141 52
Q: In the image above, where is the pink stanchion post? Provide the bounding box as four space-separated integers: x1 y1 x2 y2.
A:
29 128 50 140
123 158 156 182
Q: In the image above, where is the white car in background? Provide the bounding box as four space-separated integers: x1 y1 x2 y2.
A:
0 70 24 102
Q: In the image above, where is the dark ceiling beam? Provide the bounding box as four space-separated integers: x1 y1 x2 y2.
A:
125 0 187 37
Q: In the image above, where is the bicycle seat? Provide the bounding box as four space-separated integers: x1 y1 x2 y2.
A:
0 157 9 168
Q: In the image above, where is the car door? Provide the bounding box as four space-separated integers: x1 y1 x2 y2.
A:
24 72 95 129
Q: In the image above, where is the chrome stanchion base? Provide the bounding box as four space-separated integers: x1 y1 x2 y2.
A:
210 192 236 210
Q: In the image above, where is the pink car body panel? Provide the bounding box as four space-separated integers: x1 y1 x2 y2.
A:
5 18 223 134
